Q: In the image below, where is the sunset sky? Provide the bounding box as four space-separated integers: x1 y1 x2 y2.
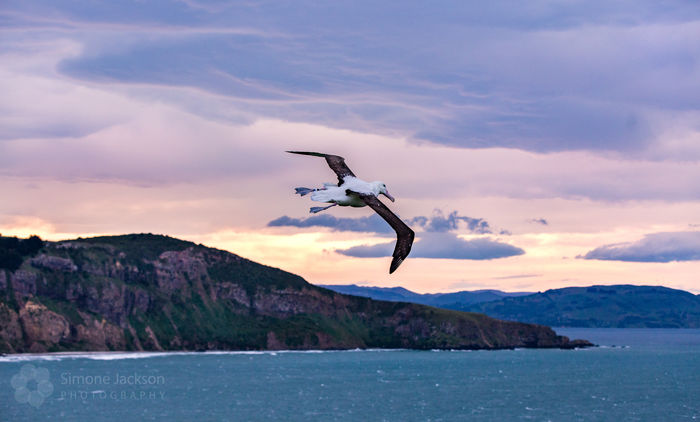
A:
1 1 699 293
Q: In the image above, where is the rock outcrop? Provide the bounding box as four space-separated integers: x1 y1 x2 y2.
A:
0 234 591 353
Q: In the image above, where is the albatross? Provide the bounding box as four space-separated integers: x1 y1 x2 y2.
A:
287 151 414 274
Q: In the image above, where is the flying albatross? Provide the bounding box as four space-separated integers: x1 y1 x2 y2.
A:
287 151 415 274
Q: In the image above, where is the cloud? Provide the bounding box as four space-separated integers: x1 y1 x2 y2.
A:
3 9 700 203
530 218 548 225
335 242 394 258
271 209 523 260
0 101 273 185
580 231 700 262
268 209 495 235
337 232 525 260
267 214 393 234
413 210 492 234
492 274 541 280
4 1 700 158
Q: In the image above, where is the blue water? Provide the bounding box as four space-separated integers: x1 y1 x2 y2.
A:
1 328 699 421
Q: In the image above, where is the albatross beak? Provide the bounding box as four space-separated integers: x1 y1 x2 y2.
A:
382 191 395 202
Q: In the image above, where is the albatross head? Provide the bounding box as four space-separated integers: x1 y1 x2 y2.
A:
373 181 395 202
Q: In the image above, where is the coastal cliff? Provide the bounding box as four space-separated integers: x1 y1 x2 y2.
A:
0 234 590 353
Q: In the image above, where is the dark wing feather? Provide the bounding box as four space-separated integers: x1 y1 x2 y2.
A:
354 192 414 274
286 151 355 185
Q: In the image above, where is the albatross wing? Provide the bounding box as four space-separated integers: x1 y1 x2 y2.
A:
286 151 355 185
352 192 415 274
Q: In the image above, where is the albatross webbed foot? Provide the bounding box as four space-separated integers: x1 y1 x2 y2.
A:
310 204 337 214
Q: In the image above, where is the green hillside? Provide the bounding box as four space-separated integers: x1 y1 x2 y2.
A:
0 234 589 353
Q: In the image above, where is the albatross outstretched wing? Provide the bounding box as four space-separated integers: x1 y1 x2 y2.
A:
286 151 355 185
352 192 415 274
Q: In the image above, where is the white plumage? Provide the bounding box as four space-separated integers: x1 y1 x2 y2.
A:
309 177 391 209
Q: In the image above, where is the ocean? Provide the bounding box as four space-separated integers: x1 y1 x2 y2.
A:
1 328 699 421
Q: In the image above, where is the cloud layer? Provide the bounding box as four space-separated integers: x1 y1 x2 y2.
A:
2 9 700 202
268 214 393 234
268 210 494 235
411 211 492 234
269 209 524 260
3 1 700 159
581 231 700 262
337 232 525 260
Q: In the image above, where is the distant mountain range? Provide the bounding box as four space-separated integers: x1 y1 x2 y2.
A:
320 284 700 328
318 284 533 307
0 234 589 353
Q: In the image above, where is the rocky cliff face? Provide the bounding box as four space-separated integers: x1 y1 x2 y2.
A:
0 234 591 353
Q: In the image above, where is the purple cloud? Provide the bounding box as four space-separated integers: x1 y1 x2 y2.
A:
268 209 495 235
580 231 700 262
6 1 699 158
267 214 393 234
337 232 524 260
416 210 492 234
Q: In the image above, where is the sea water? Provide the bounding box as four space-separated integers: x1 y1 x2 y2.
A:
1 328 699 421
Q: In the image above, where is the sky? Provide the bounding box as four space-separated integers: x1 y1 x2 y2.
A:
1 0 699 293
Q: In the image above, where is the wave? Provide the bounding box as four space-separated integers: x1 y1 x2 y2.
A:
0 352 188 362
0 348 408 362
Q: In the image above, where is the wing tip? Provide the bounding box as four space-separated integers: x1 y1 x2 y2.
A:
389 256 405 274
286 150 326 157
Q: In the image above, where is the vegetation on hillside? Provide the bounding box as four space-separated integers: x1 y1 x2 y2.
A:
0 234 588 353
0 235 43 271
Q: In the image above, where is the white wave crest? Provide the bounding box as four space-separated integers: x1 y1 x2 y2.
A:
0 348 407 362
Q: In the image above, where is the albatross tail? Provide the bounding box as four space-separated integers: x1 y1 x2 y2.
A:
294 187 315 196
